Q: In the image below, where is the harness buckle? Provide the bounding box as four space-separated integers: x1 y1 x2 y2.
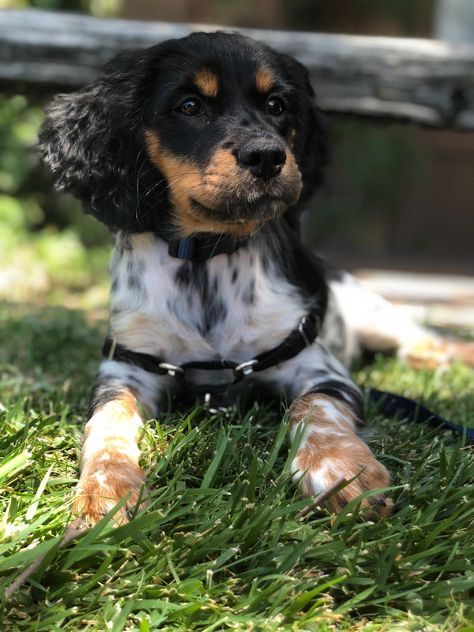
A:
158 362 184 377
234 359 258 376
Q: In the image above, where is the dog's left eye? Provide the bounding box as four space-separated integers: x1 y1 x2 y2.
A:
178 98 202 116
266 96 285 116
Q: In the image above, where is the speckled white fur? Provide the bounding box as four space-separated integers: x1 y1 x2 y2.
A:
102 231 354 410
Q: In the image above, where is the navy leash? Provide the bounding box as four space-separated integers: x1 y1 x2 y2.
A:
367 387 474 444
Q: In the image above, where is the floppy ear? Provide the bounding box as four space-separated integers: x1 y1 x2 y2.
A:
280 54 330 209
38 50 155 232
296 91 329 207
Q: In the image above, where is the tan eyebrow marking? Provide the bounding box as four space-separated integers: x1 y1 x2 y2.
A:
255 67 275 94
194 68 219 98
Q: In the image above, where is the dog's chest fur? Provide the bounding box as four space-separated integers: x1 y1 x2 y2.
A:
109 232 311 368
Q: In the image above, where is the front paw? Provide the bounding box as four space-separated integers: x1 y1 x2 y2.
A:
292 437 392 518
73 457 146 526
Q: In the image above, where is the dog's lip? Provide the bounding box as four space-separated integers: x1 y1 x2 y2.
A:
190 196 286 220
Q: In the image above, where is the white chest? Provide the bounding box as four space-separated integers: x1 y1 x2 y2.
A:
109 233 307 365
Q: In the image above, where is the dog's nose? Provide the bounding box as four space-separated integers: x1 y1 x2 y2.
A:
236 140 286 180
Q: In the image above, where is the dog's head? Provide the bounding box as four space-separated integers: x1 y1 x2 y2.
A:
39 32 328 237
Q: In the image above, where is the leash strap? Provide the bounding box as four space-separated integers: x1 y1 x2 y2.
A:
367 387 474 444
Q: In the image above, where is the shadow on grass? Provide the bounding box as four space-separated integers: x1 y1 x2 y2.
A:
0 300 106 410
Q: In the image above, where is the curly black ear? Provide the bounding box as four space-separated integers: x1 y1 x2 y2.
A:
38 50 152 232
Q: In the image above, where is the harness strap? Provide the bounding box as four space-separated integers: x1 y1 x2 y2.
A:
101 328 472 443
103 338 171 376
102 311 320 393
252 315 320 372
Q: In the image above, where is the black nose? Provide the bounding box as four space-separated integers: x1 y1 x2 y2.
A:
236 139 286 180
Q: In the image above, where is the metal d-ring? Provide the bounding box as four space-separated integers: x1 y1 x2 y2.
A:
298 316 311 347
158 362 185 377
234 359 258 376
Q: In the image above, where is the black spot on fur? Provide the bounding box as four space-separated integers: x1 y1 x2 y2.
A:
231 268 239 284
202 299 227 335
175 262 227 334
126 258 145 291
242 278 255 305
261 252 270 272
128 274 142 290
175 263 191 286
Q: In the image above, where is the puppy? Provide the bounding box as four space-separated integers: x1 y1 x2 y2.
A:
40 31 445 524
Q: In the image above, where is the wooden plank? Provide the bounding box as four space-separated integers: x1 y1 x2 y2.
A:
1 9 474 129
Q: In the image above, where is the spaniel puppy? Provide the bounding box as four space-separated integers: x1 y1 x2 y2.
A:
40 32 440 524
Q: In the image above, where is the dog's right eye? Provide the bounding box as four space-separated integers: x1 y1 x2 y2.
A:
178 98 202 116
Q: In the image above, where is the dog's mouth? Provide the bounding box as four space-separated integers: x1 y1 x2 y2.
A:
190 196 288 224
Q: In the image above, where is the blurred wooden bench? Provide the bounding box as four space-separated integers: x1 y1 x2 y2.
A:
1 9 474 129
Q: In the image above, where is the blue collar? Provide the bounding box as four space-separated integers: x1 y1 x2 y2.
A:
156 229 250 261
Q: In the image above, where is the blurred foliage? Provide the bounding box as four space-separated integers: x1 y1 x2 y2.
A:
0 95 110 304
0 0 120 305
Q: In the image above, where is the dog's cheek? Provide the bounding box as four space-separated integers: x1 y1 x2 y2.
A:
280 148 303 204
144 129 203 220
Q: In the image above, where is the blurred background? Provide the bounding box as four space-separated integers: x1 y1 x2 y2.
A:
0 0 473 327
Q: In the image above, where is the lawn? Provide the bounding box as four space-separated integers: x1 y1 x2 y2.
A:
0 276 473 631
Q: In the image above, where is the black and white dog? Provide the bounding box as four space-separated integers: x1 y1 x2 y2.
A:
39 31 457 524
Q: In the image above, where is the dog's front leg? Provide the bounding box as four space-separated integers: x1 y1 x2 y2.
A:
73 362 166 525
263 343 392 516
289 390 392 517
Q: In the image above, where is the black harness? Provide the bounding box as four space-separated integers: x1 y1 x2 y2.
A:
102 229 474 443
103 312 320 398
101 325 474 444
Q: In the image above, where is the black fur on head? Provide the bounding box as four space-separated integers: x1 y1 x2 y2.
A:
39 32 328 236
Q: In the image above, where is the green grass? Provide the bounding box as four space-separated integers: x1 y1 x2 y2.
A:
0 299 473 631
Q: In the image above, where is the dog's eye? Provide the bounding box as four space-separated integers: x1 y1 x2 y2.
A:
178 98 202 116
266 96 285 117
